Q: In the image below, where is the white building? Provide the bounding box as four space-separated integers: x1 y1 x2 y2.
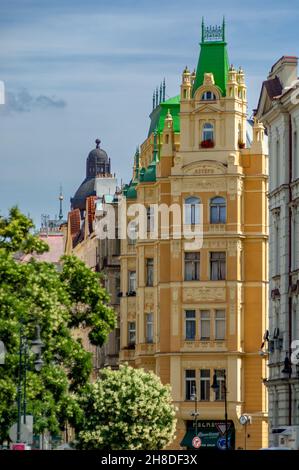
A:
256 56 299 448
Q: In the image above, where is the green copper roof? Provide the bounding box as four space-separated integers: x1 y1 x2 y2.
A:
126 180 137 199
148 95 180 137
193 18 229 96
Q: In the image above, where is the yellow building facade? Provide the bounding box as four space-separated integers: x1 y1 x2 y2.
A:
120 20 268 450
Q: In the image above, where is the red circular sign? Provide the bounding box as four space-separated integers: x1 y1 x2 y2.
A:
192 436 202 449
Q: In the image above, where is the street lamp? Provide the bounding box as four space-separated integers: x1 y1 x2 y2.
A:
190 386 199 436
211 370 229 450
16 323 44 443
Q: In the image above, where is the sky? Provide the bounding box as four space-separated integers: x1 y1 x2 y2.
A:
0 0 299 227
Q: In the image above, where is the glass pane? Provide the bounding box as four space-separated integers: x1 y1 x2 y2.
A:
220 206 226 223
211 205 218 223
186 320 196 340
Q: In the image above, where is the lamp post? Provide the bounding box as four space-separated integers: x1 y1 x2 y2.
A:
191 386 199 436
16 324 44 443
211 370 228 450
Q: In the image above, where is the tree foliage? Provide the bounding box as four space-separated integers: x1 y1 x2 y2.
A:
0 207 116 441
75 364 177 450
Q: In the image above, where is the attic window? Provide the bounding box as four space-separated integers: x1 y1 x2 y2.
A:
201 91 216 101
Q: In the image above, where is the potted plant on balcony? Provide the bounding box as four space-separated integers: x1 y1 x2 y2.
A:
200 139 215 148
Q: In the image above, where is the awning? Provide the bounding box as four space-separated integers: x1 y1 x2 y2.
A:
180 429 196 448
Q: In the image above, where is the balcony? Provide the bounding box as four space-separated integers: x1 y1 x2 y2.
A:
136 342 155 355
181 340 227 352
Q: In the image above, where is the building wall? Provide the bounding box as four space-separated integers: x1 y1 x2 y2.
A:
120 66 269 449
256 56 299 446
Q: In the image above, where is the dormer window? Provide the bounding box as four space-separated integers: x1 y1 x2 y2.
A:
201 91 216 101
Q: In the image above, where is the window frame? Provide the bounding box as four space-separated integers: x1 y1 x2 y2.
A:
184 252 200 281
215 309 226 340
185 369 196 401
128 321 136 346
201 91 217 101
185 310 196 340
145 313 154 343
200 310 211 340
214 369 226 401
128 270 136 292
200 369 211 401
202 122 214 142
210 251 226 281
146 258 154 287
210 197 226 224
184 196 200 225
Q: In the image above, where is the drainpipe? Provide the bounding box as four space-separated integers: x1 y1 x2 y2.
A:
288 114 293 426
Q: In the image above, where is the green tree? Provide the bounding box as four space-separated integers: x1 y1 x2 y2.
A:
0 207 116 442
75 364 177 450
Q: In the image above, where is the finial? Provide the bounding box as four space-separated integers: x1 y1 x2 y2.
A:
201 17 205 42
58 185 64 220
156 86 159 106
159 83 162 104
152 91 155 110
222 15 225 41
95 138 101 148
163 78 166 102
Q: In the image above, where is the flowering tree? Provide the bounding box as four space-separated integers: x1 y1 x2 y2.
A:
0 207 116 442
75 364 177 450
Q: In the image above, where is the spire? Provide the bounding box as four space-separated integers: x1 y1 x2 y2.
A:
152 91 155 110
155 87 159 107
163 78 166 101
134 146 140 179
159 83 162 104
58 185 64 220
193 17 229 96
153 128 158 162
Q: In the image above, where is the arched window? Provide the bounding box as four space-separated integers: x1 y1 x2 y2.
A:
202 122 214 142
210 197 226 223
185 196 200 225
201 91 216 101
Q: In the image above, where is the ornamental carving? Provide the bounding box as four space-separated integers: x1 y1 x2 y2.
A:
183 287 226 302
183 161 226 176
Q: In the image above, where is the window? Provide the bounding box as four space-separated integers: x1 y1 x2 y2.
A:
210 197 226 223
215 310 226 340
200 370 210 401
128 222 137 245
128 322 136 345
184 252 200 281
214 369 226 401
200 310 210 340
128 271 136 292
202 122 214 142
147 206 154 233
201 91 216 101
146 313 153 343
185 310 196 340
185 370 196 400
146 258 154 286
185 197 200 225
210 252 226 280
